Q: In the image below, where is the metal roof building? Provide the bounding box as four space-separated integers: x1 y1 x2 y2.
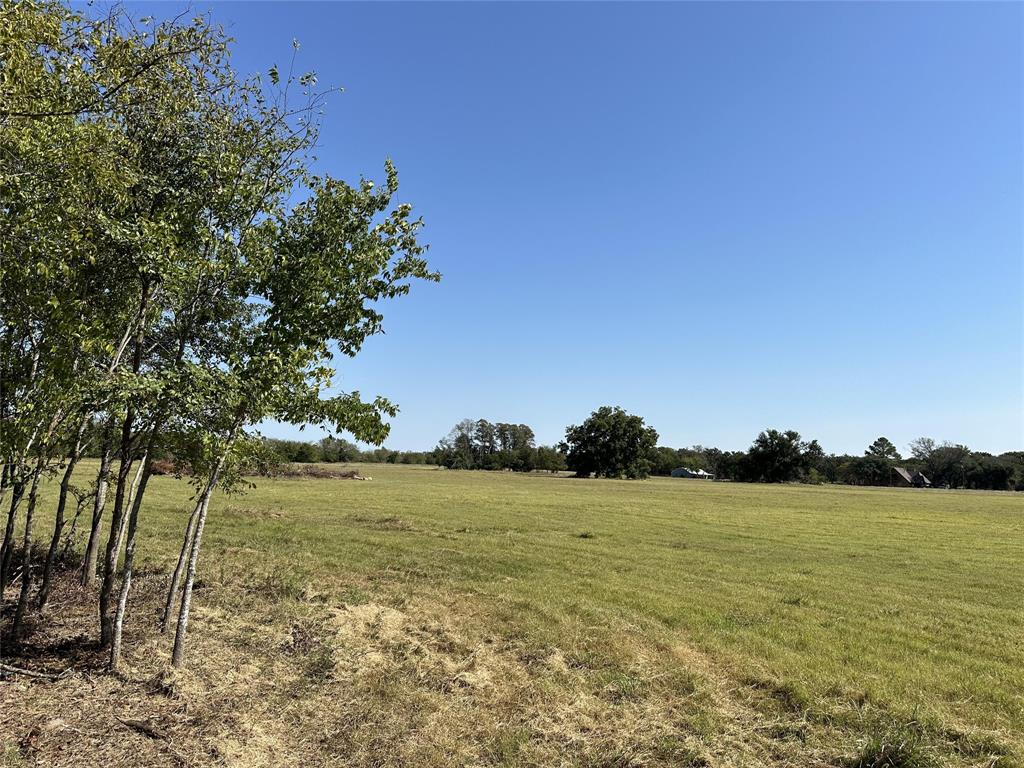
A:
670 467 715 480
893 467 932 488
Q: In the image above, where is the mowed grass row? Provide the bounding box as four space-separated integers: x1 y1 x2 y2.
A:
36 462 1024 754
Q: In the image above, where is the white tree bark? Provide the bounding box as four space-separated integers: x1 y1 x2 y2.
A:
171 427 237 667
109 453 154 672
161 504 201 633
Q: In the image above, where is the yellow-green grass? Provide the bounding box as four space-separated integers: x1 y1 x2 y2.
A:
17 463 1024 765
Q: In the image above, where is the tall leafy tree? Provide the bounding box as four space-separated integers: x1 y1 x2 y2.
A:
866 436 902 462
562 406 658 479
163 160 437 667
907 437 936 461
744 429 812 483
925 443 973 489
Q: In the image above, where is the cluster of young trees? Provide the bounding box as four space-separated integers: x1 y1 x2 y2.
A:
434 419 566 472
1 2 435 669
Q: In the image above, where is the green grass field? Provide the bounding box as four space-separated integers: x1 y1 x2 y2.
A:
8 464 1023 767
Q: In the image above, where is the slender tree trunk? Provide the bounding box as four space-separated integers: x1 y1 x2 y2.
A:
37 421 87 609
99 279 150 646
80 308 141 588
1 348 42 590
112 299 193 661
0 462 10 527
98 446 135 646
171 430 236 667
11 460 43 637
0 477 26 594
98 406 141 645
81 436 113 586
110 450 154 672
170 487 216 667
60 491 89 559
161 503 201 633
114 455 147 571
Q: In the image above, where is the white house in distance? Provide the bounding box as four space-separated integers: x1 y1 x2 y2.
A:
671 467 715 480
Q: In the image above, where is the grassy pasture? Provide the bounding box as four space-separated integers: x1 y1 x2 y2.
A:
6 463 1022 767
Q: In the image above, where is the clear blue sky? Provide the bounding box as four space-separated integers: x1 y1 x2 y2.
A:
130 2 1022 455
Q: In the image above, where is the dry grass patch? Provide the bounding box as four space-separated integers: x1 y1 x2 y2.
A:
3 563 1017 767
1 568 752 767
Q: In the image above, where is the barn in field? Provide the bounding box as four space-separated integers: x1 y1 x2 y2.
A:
671 467 715 480
893 467 931 488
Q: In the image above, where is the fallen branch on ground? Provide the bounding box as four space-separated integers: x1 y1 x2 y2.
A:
0 662 71 680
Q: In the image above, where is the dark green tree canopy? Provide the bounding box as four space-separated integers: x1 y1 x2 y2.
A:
865 436 901 462
562 406 658 479
744 429 813 483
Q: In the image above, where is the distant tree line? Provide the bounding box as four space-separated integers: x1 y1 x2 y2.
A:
267 408 1022 491
649 432 1023 491
263 419 567 472
260 436 435 466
